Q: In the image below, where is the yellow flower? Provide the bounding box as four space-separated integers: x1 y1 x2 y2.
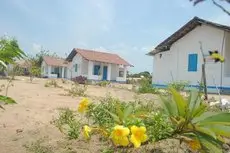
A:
83 125 91 140
187 140 201 151
110 125 130 147
130 126 148 148
78 98 89 113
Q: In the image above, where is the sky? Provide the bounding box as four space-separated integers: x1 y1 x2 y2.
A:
0 0 230 73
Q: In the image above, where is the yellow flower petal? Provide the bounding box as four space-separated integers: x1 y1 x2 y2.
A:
83 125 91 140
111 125 130 147
120 137 129 146
130 125 148 148
78 98 89 113
130 135 141 148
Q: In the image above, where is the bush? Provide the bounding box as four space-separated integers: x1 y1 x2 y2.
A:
67 83 87 97
54 94 175 150
44 80 62 88
144 112 173 142
138 78 158 94
96 81 110 87
168 80 189 91
51 108 81 140
71 76 87 84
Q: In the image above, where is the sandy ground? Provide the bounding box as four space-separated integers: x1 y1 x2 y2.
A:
0 77 144 153
0 77 229 153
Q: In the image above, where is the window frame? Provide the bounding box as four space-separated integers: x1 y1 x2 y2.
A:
93 65 101 75
188 53 198 72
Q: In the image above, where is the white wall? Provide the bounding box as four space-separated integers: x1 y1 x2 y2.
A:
67 54 83 79
153 24 225 87
111 64 118 80
223 31 230 87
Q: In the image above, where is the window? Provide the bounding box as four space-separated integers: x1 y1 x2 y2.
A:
119 71 124 77
188 54 198 72
93 65 100 75
74 64 78 72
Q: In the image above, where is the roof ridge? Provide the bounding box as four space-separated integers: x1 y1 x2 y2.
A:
75 48 118 56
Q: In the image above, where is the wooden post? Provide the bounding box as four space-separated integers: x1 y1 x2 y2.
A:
202 63 208 100
199 42 208 100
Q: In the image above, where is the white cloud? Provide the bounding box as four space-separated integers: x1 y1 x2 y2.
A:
32 43 42 53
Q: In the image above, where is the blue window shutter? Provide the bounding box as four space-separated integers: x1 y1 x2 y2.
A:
188 54 198 72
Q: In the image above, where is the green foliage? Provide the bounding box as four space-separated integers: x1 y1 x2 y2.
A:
128 71 151 79
160 88 230 152
67 83 87 97
0 95 17 109
138 78 158 94
44 80 62 88
96 81 110 87
52 108 80 140
144 112 174 142
0 36 26 68
168 81 189 91
86 95 121 128
100 147 114 153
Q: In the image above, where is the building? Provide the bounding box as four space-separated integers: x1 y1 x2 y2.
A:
41 56 68 78
148 17 230 93
42 48 133 82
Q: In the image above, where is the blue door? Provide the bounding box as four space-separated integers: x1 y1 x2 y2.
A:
103 66 108 80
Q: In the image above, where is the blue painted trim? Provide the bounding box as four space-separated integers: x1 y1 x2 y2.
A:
152 83 230 91
88 79 126 84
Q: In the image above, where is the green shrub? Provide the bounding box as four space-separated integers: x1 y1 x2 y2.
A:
44 80 62 88
86 95 122 128
138 78 158 94
144 112 174 142
51 108 80 140
168 80 189 91
96 81 110 87
67 83 87 97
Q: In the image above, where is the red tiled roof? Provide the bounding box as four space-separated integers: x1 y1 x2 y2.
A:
43 56 68 67
68 48 133 66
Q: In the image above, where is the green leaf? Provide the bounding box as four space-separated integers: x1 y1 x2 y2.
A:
206 125 230 137
0 95 17 104
188 90 200 113
159 95 178 116
115 102 124 121
196 112 230 125
0 60 7 68
197 133 222 153
123 105 133 119
169 87 187 116
104 109 121 124
195 126 217 139
192 112 217 124
192 103 207 118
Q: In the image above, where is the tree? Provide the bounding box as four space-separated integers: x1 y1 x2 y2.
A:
190 0 230 15
0 36 25 109
0 36 25 68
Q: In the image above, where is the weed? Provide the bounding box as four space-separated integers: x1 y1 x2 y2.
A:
138 78 158 94
67 83 87 97
96 81 110 87
23 138 54 153
168 81 189 91
44 80 62 88
51 108 80 140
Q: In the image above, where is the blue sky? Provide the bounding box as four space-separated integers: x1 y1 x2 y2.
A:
0 0 229 73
